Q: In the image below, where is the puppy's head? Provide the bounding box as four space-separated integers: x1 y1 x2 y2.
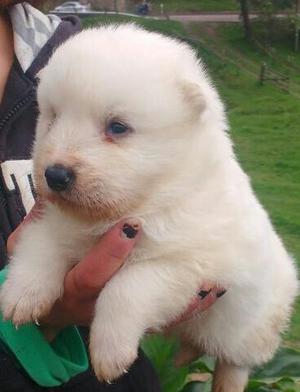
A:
34 24 224 221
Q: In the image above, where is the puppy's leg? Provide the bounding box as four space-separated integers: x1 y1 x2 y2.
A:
0 218 70 326
212 360 249 392
89 260 200 382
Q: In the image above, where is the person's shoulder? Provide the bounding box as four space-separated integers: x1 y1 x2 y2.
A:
31 14 81 77
9 3 81 77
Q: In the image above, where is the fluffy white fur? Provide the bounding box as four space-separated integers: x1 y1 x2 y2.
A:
0 25 298 390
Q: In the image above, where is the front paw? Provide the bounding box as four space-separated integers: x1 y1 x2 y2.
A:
0 276 61 327
89 322 138 383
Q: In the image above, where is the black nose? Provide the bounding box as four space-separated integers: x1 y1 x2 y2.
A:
45 165 75 192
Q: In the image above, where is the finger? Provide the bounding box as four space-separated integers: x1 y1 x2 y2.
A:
198 287 221 312
173 283 216 324
7 200 44 255
40 296 97 330
186 286 227 317
164 285 227 331
64 219 141 299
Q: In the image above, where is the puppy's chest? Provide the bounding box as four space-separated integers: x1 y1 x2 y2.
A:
124 234 195 266
59 219 207 268
60 233 99 265
54 219 112 262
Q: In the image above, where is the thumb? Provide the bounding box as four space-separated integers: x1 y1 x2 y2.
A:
64 219 141 299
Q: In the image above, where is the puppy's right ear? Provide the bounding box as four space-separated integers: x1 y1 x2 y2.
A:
179 81 206 118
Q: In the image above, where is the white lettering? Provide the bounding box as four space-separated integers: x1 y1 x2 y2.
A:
1 160 35 214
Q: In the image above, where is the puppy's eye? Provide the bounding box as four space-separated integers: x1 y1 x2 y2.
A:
106 121 130 137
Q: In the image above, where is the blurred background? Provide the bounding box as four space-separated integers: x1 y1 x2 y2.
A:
34 1 300 391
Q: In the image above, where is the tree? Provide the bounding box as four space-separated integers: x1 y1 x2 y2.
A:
239 0 252 40
239 0 298 44
295 0 300 51
251 0 295 13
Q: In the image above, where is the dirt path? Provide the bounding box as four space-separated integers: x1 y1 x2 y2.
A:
169 13 242 23
169 13 287 23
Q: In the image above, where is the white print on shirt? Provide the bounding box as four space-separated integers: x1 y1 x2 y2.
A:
1 160 35 214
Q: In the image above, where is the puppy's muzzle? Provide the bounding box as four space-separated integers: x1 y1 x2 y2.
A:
45 165 75 192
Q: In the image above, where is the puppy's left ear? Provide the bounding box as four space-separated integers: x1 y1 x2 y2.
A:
179 81 206 118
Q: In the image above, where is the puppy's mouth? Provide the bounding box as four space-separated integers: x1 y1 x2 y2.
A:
42 164 90 208
45 188 115 221
36 164 139 222
41 183 127 223
44 190 72 204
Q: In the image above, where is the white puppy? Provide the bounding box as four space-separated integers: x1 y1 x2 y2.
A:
0 25 298 391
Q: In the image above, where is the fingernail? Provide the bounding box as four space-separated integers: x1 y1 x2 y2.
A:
35 319 40 326
216 290 227 298
122 223 139 239
198 289 212 299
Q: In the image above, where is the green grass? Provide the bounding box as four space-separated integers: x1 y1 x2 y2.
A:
81 14 300 390
227 84 300 341
82 15 187 36
150 0 238 14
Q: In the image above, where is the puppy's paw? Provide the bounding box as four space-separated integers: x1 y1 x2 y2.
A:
89 327 138 383
0 277 61 326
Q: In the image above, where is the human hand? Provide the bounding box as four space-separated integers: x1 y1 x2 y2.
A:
7 203 225 340
167 283 226 329
7 202 141 339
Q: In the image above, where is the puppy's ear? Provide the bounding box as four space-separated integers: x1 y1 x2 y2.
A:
179 81 206 118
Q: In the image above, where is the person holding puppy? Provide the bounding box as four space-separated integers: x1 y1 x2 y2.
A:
0 2 222 391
